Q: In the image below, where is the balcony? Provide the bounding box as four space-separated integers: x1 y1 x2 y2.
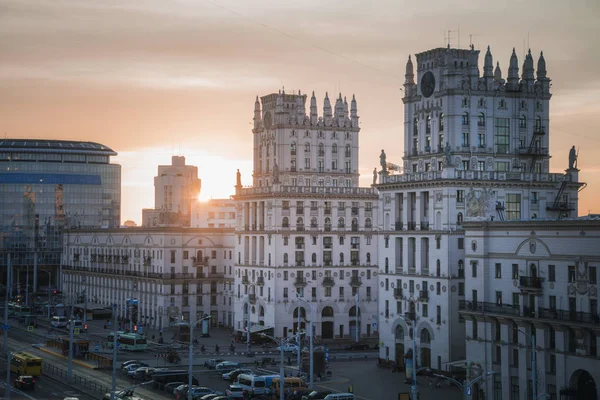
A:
407 221 416 230
395 221 403 231
534 125 546 135
206 270 225 279
249 294 257 304
351 224 359 232
420 221 429 230
519 276 544 292
295 243 305 249
350 277 362 287
294 276 307 287
324 208 332 215
296 261 305 267
323 243 332 249
296 225 305 231
394 288 403 299
322 277 335 287
193 257 209 267
351 207 359 216
419 290 429 301
257 276 265 286
404 312 416 322
242 276 250 285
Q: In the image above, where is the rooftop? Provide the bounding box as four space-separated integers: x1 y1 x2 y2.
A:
0 139 117 156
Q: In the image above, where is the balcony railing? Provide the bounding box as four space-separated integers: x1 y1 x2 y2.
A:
324 208 332 215
294 277 307 287
519 276 544 290
257 276 265 286
394 288 403 299
419 290 429 300
323 243 332 249
407 221 416 230
295 243 305 249
351 208 359 215
395 221 403 231
322 277 334 287
242 276 250 285
350 277 362 287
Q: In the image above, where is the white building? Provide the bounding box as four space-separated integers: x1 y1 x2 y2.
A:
142 155 201 227
191 198 237 228
62 227 235 329
461 218 599 400
376 45 584 372
233 91 380 342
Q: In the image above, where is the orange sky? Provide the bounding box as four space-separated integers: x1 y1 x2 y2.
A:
1 0 599 223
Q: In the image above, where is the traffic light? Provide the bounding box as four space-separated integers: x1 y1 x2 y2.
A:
133 325 138 332
84 324 88 331
53 290 57 295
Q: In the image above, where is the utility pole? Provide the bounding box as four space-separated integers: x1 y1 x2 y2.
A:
110 304 118 400
297 293 301 372
532 334 537 400
355 293 359 343
67 296 74 382
25 265 29 306
4 254 11 357
82 277 87 326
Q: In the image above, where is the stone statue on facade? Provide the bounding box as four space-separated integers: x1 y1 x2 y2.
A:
373 168 378 185
236 169 241 186
444 142 452 165
273 160 280 183
380 150 387 174
568 146 578 169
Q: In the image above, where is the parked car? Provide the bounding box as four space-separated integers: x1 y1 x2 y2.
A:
204 358 224 369
120 360 139 369
344 343 370 350
198 394 220 400
215 361 241 373
222 368 253 381
290 388 313 400
276 343 299 353
301 390 333 400
226 384 245 398
164 381 186 394
121 364 141 375
174 384 191 399
14 375 35 390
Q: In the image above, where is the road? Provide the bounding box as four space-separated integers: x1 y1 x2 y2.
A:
1 374 91 400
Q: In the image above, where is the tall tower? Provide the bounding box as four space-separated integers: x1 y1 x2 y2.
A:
234 90 379 343
377 45 583 371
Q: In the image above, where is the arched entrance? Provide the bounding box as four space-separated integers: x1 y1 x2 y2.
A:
395 325 405 369
321 307 334 339
566 369 597 400
419 329 431 368
349 306 361 340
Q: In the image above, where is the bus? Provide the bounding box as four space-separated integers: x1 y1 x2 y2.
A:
107 332 148 351
272 377 307 396
10 352 43 376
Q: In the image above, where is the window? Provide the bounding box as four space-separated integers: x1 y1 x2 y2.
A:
458 260 464 277
472 320 478 339
325 287 331 297
519 115 527 129
506 193 521 220
332 143 337 154
548 265 555 282
495 263 502 278
283 288 288 298
531 191 539 204
422 304 428 317
590 266 597 284
436 306 441 325
478 113 485 126
462 132 470 147
439 114 444 131
495 161 509 172
183 251 189 259
458 238 464 250
472 261 477 278
290 142 296 154
283 271 288 281
170 250 176 264
462 112 469 125
494 118 510 154
426 115 431 134
478 133 486 148
283 237 289 246
512 264 519 279
512 293 520 307
305 158 310 168
458 282 464 296
457 212 463 225
457 190 464 203
339 236 344 245
511 377 519 400
549 295 556 311
461 160 470 170
568 265 576 282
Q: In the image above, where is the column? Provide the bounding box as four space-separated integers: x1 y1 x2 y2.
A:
534 324 547 396
414 192 422 228
554 327 567 391
517 323 528 400
500 320 511 399
402 194 409 230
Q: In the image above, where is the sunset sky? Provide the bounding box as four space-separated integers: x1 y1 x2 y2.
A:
1 0 599 223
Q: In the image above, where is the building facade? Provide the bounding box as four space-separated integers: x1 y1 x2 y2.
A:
191 198 236 228
0 139 121 290
62 227 235 329
376 46 583 371
142 155 201 227
233 91 380 342
461 219 599 400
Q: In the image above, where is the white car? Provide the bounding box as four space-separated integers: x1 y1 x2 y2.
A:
121 364 140 375
276 344 299 353
226 384 245 398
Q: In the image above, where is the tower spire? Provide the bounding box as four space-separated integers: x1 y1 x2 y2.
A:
536 51 547 80
310 91 318 125
405 55 415 85
253 95 262 130
483 46 493 79
507 48 520 89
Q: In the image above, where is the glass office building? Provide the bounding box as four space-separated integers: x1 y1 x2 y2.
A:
0 139 121 289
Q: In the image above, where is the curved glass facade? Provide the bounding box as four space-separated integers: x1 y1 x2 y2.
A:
0 140 121 288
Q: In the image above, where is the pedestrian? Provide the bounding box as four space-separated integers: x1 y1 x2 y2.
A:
348 384 353 393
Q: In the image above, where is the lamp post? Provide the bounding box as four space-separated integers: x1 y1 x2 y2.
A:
354 292 359 343
260 330 305 400
5 343 44 400
434 367 495 400
296 294 314 389
187 315 212 400
4 255 12 357
518 329 545 399
110 304 119 400
398 315 418 400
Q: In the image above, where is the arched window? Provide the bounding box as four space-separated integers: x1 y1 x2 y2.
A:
535 116 543 132
324 217 331 231
366 253 371 263
296 217 304 230
290 142 296 154
282 217 289 228
438 114 444 132
312 253 317 263
436 260 441 277
462 112 469 126
340 253 345 264
457 212 463 225
395 325 404 340
458 260 464 277
259 306 265 317
420 329 431 344
365 218 372 229
478 113 485 127
294 307 307 319
351 218 358 231
413 117 419 136
318 143 324 156
426 115 431 134
322 306 334 317
311 217 318 229
385 257 389 274
332 143 338 154
283 253 288 264
349 306 361 317
345 145 351 157
519 115 527 129
338 218 345 228
305 142 311 153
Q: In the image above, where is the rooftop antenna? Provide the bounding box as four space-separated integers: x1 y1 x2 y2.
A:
457 24 460 49
445 29 458 48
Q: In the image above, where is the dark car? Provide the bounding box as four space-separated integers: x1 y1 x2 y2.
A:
164 381 186 394
290 388 313 400
344 343 370 350
14 375 35 390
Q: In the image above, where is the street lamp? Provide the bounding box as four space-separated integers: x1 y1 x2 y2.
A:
296 293 314 389
5 343 44 400
398 315 418 400
517 329 547 399
260 330 305 400
434 366 495 400
187 315 212 400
